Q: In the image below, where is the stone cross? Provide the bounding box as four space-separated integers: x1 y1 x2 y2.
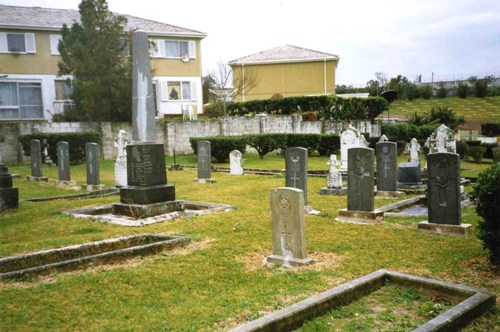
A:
114 130 128 187
347 147 374 212
30 139 43 178
85 142 100 186
408 138 421 163
197 141 212 179
131 31 156 143
376 141 397 192
427 153 461 225
57 141 70 182
326 154 342 189
229 150 243 175
266 187 312 267
285 147 308 203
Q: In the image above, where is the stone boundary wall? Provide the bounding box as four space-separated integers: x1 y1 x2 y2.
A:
0 117 381 164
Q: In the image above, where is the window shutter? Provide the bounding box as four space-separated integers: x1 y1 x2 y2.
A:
188 41 196 58
190 82 197 101
160 81 168 101
25 33 36 53
50 34 61 55
0 33 7 53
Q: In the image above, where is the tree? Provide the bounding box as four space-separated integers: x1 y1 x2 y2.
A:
374 72 388 89
468 76 494 98
58 0 132 122
366 79 380 96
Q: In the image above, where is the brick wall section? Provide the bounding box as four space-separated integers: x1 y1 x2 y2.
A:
0 117 381 164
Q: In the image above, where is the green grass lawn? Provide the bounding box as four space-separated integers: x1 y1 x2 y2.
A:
1 155 498 331
387 96 500 123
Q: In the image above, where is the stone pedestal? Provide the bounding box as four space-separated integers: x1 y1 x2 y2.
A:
320 187 347 195
336 209 384 224
117 143 175 206
85 184 106 192
113 200 183 219
56 180 77 188
26 176 48 182
193 178 217 184
375 190 405 198
0 162 18 212
418 221 472 236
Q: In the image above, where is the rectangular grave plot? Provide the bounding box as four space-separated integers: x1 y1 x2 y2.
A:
0 234 189 280
230 270 495 332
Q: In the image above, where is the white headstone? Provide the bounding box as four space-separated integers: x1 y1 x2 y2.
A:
340 125 361 171
326 154 342 189
426 124 456 154
409 138 421 163
229 150 243 175
379 135 389 142
114 130 128 187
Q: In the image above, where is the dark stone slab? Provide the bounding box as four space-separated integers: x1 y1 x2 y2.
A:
126 143 167 186
427 153 461 225
85 142 100 185
30 139 43 178
57 141 70 182
347 147 374 212
376 142 397 192
398 161 422 184
285 147 308 203
120 184 175 205
197 141 212 179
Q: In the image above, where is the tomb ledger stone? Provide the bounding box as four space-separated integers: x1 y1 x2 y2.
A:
118 31 175 205
0 161 18 212
347 147 374 211
376 141 397 192
57 141 71 182
427 153 461 225
266 187 312 267
285 147 308 203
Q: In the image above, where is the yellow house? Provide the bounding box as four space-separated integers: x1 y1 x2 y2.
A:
229 45 339 102
0 4 206 121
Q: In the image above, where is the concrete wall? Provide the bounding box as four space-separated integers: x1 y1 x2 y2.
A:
0 116 381 164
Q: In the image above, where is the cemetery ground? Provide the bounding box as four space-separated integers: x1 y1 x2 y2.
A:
1 154 499 331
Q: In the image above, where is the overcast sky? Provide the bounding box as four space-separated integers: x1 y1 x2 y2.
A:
1 0 499 86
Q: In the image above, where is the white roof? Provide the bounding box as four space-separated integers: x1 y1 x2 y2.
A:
0 4 206 38
229 45 339 65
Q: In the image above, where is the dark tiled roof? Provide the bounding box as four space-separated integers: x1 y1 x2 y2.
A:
0 4 206 38
229 45 339 65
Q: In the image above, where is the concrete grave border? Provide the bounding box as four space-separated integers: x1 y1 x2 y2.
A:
0 233 189 280
230 269 495 332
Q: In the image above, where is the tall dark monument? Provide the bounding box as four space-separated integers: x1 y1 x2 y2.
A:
0 159 18 213
112 31 177 218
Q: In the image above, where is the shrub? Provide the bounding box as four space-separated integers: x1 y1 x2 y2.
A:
481 123 500 137
18 132 101 164
469 76 494 98
204 100 226 118
481 143 498 159
456 140 469 159
465 140 482 147
318 134 340 156
382 123 438 142
396 140 407 156
457 82 470 98
426 106 465 130
493 148 500 161
468 146 486 163
247 134 287 159
189 136 248 163
436 83 448 98
470 162 500 266
301 111 318 121
419 85 433 99
286 134 321 155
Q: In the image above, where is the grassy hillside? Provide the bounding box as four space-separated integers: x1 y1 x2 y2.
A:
386 96 500 129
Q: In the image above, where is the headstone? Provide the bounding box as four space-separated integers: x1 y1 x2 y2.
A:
27 139 47 182
320 154 346 195
114 130 128 187
85 142 104 191
285 147 308 203
425 124 456 154
359 135 369 148
116 30 176 210
376 141 397 192
229 150 243 175
42 139 54 166
265 187 312 267
378 135 389 142
397 161 422 185
0 161 18 212
347 147 374 211
418 153 471 235
56 141 71 182
196 141 216 183
340 125 361 171
408 138 421 163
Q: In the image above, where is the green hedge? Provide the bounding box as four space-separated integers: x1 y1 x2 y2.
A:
189 136 248 163
18 132 101 164
471 162 500 266
226 95 388 121
382 123 439 142
247 134 288 159
481 123 500 137
318 134 340 156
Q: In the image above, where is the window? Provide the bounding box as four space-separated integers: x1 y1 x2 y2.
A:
0 82 43 119
162 81 196 101
50 34 62 55
55 81 72 100
0 33 36 54
150 39 195 59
